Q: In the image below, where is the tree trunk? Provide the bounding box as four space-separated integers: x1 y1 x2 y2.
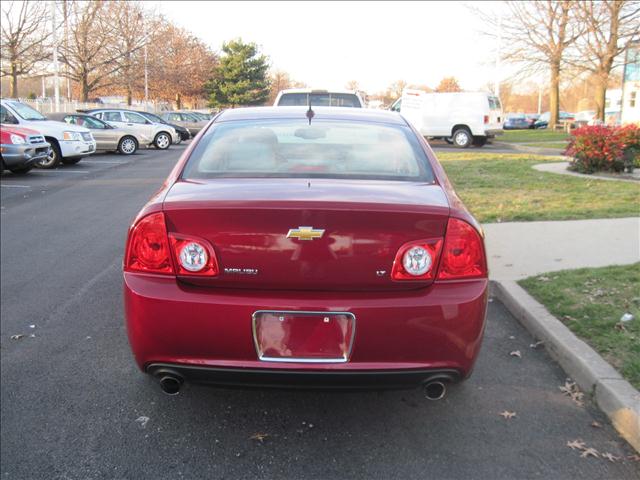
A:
594 78 607 123
175 93 181 110
549 62 560 130
81 76 90 102
10 63 18 98
127 87 132 106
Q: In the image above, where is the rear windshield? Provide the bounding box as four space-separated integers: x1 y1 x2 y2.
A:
488 96 502 110
182 119 434 182
278 93 362 108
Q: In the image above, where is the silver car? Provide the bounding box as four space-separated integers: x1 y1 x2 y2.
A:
161 111 208 137
48 113 139 155
83 109 178 150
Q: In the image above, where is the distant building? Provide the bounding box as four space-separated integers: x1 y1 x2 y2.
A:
621 43 639 125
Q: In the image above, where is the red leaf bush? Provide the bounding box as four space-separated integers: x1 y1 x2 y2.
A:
565 124 640 173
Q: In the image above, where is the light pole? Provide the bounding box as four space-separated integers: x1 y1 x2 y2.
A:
50 0 60 111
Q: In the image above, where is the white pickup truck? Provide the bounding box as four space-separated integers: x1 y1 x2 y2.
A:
0 99 96 168
391 90 503 148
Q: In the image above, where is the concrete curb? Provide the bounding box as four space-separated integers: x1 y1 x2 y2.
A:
491 280 640 452
493 141 568 157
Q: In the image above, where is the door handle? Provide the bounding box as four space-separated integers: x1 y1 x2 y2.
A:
127 123 134 126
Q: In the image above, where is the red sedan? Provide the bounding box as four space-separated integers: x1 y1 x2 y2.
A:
123 107 488 397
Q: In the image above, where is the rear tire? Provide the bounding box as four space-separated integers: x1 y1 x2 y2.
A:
472 136 487 147
118 136 138 155
452 128 472 148
154 132 171 150
10 165 32 174
36 140 61 169
61 157 82 165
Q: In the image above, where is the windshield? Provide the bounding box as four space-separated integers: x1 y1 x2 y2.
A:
278 93 361 108
183 119 434 182
139 111 165 124
66 115 108 129
7 101 47 120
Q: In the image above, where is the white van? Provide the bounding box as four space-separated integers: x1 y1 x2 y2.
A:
390 90 503 147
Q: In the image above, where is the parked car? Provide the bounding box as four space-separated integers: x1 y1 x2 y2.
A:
190 111 214 121
136 111 191 142
48 113 139 155
82 109 178 149
525 114 539 128
392 90 503 147
503 114 530 130
0 124 50 174
533 111 575 129
123 106 488 396
161 111 208 137
274 89 364 108
1 99 95 168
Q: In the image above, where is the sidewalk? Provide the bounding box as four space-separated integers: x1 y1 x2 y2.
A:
484 217 640 280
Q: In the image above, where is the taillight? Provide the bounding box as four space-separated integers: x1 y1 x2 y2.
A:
125 212 173 274
484 115 489 124
437 218 487 280
169 234 218 276
391 239 443 281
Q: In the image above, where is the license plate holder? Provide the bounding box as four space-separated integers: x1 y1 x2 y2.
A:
252 310 355 363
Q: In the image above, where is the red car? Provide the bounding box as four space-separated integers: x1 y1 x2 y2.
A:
0 124 50 174
124 107 488 398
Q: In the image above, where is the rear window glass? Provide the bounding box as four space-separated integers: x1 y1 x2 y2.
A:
182 119 434 182
488 97 502 110
278 93 361 108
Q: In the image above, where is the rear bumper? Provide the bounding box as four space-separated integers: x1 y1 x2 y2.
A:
484 128 503 137
124 273 488 384
147 363 461 390
0 142 50 168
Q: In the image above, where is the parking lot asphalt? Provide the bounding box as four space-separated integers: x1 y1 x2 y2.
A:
1 145 638 479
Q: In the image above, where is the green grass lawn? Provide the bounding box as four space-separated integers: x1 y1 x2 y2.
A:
438 152 640 223
521 142 569 149
500 130 570 143
520 264 640 389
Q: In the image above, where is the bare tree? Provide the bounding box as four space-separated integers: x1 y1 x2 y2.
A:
0 1 52 97
388 79 408 99
113 2 148 105
478 1 582 128
59 1 137 101
345 79 360 91
574 0 640 121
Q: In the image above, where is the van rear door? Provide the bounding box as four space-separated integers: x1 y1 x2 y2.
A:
486 96 503 135
399 89 426 134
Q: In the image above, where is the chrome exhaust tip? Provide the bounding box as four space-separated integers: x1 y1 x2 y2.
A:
158 375 183 395
424 381 446 400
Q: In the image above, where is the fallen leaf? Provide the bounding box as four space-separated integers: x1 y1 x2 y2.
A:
600 453 621 462
627 454 640 462
135 416 149 428
567 439 586 450
529 341 544 349
509 350 521 358
29 325 36 329
250 432 269 442
499 411 516 419
590 421 602 428
10 334 24 340
580 447 599 458
559 381 584 406
614 322 627 332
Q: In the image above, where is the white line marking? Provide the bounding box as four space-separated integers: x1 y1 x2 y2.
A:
81 160 126 165
31 169 87 174
0 184 30 188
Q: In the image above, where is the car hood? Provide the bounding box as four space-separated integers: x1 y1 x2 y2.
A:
21 120 91 135
0 124 43 136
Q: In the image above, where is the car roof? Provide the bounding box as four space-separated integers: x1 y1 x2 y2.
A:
216 106 406 125
277 88 359 95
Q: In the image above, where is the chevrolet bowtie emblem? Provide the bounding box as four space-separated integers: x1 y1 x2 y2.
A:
286 226 325 241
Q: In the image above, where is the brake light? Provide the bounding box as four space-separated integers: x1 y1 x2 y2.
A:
125 212 173 274
391 239 443 281
484 115 489 124
437 218 487 280
169 234 218 276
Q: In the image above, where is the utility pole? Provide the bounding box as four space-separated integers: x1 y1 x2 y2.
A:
63 0 71 100
495 14 502 98
50 1 60 112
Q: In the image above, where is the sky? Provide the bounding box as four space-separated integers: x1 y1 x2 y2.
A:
157 1 514 93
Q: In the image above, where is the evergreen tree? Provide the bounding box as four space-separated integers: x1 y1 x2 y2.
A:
206 39 271 108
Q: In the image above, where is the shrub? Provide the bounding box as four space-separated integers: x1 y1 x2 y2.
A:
565 124 640 173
